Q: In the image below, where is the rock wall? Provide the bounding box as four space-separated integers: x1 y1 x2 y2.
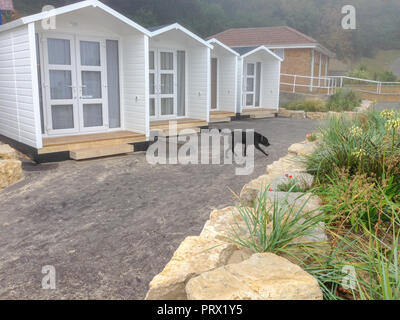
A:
279 100 373 120
145 138 326 301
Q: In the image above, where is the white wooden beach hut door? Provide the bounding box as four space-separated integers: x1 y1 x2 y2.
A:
149 49 177 119
76 37 108 132
243 62 261 108
42 34 109 135
43 34 79 135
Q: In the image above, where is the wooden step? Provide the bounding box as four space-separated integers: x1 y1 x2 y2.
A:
70 144 134 160
209 117 232 123
40 131 146 155
151 121 207 131
151 127 201 137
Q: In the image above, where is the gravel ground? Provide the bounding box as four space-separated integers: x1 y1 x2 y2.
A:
0 117 319 300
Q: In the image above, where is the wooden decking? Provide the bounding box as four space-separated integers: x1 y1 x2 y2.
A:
209 111 236 123
151 118 208 136
39 131 146 155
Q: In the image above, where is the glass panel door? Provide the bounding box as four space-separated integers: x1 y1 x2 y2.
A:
149 51 156 117
255 62 262 107
244 62 255 108
159 51 176 117
76 38 108 131
43 35 79 134
149 49 177 119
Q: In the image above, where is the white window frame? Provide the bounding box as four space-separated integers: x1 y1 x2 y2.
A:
41 33 79 135
75 35 109 133
243 60 263 109
39 32 123 137
149 47 180 120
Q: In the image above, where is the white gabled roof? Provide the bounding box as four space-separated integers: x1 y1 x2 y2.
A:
0 0 152 36
207 38 240 56
241 45 283 62
150 23 213 49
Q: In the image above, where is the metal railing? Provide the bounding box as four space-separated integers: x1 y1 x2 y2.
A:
281 73 400 96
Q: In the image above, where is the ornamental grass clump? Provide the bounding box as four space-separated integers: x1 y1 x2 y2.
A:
316 168 400 230
305 111 400 184
277 174 311 193
299 109 400 300
285 98 327 112
229 186 326 254
326 89 361 112
299 191 400 300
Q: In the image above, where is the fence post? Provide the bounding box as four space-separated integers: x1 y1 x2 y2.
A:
340 77 343 88
327 79 330 95
293 75 296 93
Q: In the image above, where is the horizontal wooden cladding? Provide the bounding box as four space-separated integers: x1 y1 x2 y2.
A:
39 131 146 154
0 25 39 149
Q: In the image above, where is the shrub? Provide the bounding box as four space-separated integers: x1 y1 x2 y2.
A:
374 70 398 82
345 64 372 84
304 111 400 183
326 89 361 112
300 194 400 300
346 64 398 83
316 168 399 230
285 98 326 112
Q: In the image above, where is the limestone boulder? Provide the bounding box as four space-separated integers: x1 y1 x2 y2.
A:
264 191 322 214
328 111 358 120
288 141 317 156
200 207 245 243
239 174 272 207
0 159 22 189
186 253 323 300
354 100 372 113
200 206 272 248
0 144 18 160
306 112 328 120
269 172 314 192
263 191 327 244
279 108 306 119
145 236 236 300
226 248 254 265
266 154 307 178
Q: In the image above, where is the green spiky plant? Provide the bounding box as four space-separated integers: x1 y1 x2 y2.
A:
229 186 326 255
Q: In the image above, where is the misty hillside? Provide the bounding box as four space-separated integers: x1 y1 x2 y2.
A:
8 0 400 60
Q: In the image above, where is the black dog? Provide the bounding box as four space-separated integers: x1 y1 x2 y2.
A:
218 129 270 157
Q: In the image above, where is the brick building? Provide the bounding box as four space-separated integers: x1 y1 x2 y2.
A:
209 26 335 92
